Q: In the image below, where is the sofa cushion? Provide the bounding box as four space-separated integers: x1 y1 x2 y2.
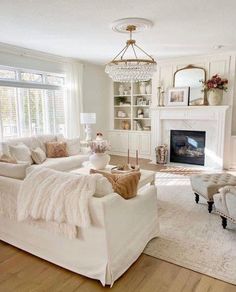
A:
57 136 80 156
41 154 89 171
0 162 30 179
90 169 141 199
36 135 57 152
46 142 68 158
0 154 17 164
93 176 114 197
9 144 33 164
31 147 47 164
1 137 41 156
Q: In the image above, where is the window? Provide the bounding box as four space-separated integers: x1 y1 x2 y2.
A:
0 66 66 139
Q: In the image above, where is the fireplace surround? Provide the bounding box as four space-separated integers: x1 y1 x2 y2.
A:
151 106 229 169
170 130 206 166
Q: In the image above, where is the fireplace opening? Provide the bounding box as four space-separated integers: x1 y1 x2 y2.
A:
170 130 206 166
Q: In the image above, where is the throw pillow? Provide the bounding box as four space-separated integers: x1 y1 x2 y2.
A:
31 147 46 164
0 154 17 164
9 143 33 164
45 142 68 158
0 161 30 179
90 169 141 199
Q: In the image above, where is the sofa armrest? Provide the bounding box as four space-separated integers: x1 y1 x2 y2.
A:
219 185 236 196
98 186 158 278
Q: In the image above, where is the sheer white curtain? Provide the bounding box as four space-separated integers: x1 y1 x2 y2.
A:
65 62 84 138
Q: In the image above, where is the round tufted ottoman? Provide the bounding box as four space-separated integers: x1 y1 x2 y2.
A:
190 173 236 213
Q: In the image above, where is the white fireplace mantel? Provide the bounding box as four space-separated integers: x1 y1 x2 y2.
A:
151 106 229 169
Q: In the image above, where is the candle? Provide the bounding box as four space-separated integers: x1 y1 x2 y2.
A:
136 150 138 166
128 149 130 164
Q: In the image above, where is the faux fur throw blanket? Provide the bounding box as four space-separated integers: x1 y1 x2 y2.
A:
17 167 101 238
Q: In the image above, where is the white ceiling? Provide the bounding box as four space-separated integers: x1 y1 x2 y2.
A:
0 0 236 64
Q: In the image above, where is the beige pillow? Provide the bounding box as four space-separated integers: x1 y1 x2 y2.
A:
90 169 141 199
0 161 30 179
0 154 17 164
31 147 46 164
45 142 68 158
9 143 33 164
94 176 114 197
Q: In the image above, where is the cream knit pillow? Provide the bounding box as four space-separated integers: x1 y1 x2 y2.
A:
31 147 46 164
9 143 33 164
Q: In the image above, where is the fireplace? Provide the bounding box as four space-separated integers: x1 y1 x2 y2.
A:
170 130 206 165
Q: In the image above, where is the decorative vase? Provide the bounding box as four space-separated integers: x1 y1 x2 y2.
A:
89 153 110 170
146 83 152 94
119 84 124 95
139 82 146 94
207 89 223 105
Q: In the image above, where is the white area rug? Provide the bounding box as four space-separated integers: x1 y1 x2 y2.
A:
144 172 236 285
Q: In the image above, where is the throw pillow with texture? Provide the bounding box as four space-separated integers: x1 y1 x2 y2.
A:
90 169 141 199
0 154 17 164
45 142 68 158
31 147 46 164
9 143 33 164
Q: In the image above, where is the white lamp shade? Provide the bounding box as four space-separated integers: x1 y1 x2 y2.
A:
80 113 96 124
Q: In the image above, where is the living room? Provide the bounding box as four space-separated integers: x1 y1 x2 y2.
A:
0 1 236 291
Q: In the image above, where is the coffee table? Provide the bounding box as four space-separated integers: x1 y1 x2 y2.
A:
71 164 156 189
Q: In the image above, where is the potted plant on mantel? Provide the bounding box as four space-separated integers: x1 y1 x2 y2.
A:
201 74 228 105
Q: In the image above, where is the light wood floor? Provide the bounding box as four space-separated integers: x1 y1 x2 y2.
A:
0 156 235 292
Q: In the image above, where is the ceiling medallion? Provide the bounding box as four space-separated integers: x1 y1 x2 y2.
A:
105 18 157 82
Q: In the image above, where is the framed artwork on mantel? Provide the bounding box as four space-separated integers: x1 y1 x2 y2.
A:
166 87 189 106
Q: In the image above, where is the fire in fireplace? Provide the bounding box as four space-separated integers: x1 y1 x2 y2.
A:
170 130 206 165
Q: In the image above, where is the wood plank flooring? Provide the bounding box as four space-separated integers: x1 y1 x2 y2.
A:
0 155 235 292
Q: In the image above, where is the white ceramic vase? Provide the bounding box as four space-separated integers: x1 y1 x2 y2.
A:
139 82 146 94
89 153 110 170
207 89 223 105
146 83 152 94
119 84 124 95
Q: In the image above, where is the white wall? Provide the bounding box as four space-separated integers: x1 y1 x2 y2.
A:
83 63 112 139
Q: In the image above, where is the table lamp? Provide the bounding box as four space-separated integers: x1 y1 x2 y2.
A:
80 113 96 141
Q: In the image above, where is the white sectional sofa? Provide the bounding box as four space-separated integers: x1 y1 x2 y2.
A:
0 134 89 175
0 170 159 285
0 134 159 285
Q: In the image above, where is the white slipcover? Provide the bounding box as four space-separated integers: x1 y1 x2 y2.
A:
0 175 159 285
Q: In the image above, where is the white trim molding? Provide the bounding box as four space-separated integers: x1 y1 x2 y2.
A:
151 106 229 169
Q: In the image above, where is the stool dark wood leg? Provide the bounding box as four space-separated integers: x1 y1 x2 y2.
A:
221 216 227 229
194 193 199 204
207 201 214 213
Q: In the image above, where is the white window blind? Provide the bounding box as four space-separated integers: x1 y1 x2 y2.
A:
0 66 65 140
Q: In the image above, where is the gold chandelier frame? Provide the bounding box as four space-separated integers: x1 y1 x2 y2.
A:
108 25 156 66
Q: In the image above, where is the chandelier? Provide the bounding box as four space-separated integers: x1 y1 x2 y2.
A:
105 24 157 82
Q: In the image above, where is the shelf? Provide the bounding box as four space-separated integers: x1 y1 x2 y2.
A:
133 94 152 96
134 118 151 120
114 118 131 120
110 129 151 133
133 105 150 107
114 105 131 108
114 95 131 97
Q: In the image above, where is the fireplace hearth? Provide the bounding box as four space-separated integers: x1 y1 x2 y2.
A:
170 130 206 165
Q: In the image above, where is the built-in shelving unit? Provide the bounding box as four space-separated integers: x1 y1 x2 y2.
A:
113 81 152 131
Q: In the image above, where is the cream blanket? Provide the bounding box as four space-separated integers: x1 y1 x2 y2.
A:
17 167 101 238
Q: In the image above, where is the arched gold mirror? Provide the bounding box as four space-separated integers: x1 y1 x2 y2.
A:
173 65 206 105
